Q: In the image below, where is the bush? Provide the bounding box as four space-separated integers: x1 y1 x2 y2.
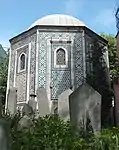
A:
11 115 76 150
1 111 119 150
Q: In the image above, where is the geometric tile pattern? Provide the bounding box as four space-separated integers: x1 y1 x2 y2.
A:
38 32 74 99
9 32 37 103
30 34 37 93
38 33 48 88
85 34 108 84
85 34 94 77
16 45 29 73
9 28 108 104
9 50 15 87
16 73 27 102
51 41 71 99
56 48 66 65
73 33 84 89
51 42 71 69
9 30 84 102
15 45 28 102
38 31 84 100
51 70 71 99
38 32 73 89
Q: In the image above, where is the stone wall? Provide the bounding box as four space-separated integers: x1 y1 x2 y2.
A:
9 30 37 103
85 32 109 85
15 45 28 102
8 26 109 106
113 78 119 125
85 34 93 77
85 31 112 126
38 30 84 100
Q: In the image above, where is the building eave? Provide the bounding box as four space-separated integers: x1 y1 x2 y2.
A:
9 25 108 45
83 26 108 45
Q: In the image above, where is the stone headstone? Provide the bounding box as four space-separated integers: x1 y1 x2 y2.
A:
51 100 58 115
0 96 3 108
36 87 50 117
28 94 37 113
7 87 17 115
0 118 10 150
19 115 33 128
22 103 34 117
69 83 101 133
58 89 73 121
0 96 3 115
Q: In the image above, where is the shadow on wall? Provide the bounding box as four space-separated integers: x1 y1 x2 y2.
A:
86 41 114 127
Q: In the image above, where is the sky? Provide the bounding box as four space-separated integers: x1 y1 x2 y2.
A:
0 0 118 48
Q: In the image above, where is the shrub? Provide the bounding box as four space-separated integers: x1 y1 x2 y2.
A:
1 111 119 150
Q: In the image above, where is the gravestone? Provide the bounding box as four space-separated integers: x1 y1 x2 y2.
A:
19 103 34 128
51 100 58 115
0 96 3 115
19 115 33 128
22 103 34 117
69 83 101 133
58 89 73 121
28 92 37 113
0 118 10 150
36 87 50 117
7 87 17 115
0 96 3 108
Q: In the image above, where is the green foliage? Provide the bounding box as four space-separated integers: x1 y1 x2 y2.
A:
1 112 118 150
0 54 9 104
11 115 75 150
0 44 6 62
100 33 119 79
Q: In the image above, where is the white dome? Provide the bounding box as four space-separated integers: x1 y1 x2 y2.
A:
29 14 85 28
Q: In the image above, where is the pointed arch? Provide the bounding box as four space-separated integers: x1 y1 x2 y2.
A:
56 48 66 65
54 47 68 68
18 52 26 72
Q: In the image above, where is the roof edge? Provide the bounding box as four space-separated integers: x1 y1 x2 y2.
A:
9 25 108 45
83 26 108 44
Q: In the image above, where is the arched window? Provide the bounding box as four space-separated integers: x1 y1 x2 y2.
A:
19 53 26 72
56 48 66 65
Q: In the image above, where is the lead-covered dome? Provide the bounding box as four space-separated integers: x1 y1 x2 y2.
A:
29 14 85 28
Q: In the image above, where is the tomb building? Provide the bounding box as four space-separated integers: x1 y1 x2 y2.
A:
6 14 110 116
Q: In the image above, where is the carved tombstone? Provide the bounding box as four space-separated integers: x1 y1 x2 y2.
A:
0 118 10 150
19 103 34 128
22 103 34 117
0 96 3 115
19 115 33 128
69 83 101 133
58 89 73 121
36 87 50 117
51 100 58 115
28 93 37 113
7 87 17 115
0 96 3 109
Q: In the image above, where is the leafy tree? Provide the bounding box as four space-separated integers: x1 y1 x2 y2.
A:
0 44 6 62
0 52 9 105
100 33 119 79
